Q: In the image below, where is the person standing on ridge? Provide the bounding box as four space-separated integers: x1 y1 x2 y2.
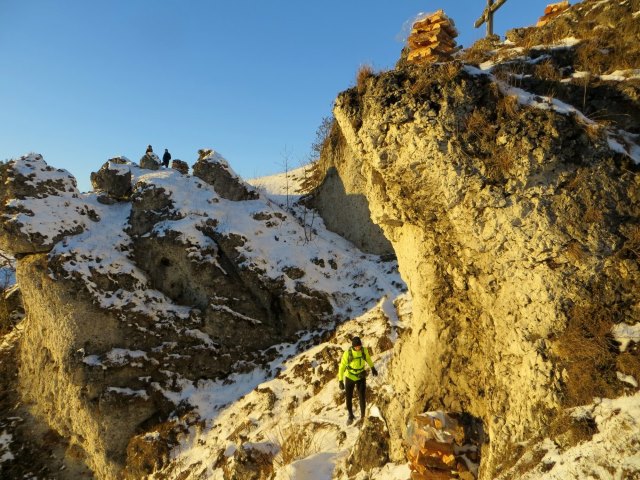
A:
162 148 171 168
146 145 153 154
338 336 378 426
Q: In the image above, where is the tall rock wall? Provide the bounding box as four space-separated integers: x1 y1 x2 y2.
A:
307 122 394 256
330 62 640 478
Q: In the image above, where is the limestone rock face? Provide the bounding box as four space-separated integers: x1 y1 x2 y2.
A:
0 154 96 254
127 176 332 352
331 62 640 478
90 157 133 200
307 122 394 256
193 149 259 201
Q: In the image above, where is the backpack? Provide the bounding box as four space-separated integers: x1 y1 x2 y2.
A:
346 347 369 379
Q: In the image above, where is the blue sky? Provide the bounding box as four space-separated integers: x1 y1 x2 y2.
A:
1 0 556 191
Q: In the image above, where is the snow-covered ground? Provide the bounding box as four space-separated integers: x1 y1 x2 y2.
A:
141 164 414 479
160 294 413 480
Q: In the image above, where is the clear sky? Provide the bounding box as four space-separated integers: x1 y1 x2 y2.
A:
1 0 556 191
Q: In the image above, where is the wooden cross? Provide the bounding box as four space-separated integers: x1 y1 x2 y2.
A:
474 0 510 36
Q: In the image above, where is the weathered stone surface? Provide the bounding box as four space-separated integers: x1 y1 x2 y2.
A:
90 158 133 200
347 416 390 476
171 159 189 175
0 154 95 254
17 253 224 478
140 153 161 170
192 149 259 201
331 61 640 479
127 181 178 237
307 122 394 254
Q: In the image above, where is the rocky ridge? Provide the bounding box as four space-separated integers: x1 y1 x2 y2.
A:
0 152 405 478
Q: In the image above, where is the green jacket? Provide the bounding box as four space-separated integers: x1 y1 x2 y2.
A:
338 347 374 382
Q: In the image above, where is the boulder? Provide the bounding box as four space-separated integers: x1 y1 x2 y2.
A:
139 153 161 170
347 416 390 476
90 158 132 200
192 149 259 201
171 159 189 175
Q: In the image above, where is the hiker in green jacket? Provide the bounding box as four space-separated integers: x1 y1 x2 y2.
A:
338 336 378 426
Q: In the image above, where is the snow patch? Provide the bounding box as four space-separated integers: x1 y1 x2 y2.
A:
612 322 640 352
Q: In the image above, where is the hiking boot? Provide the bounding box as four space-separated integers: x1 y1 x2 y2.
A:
346 416 355 426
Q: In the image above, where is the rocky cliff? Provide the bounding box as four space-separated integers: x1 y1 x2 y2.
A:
0 152 404 478
309 0 640 477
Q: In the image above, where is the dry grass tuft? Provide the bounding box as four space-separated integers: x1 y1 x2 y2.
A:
583 204 604 224
616 350 640 386
553 302 620 407
457 34 501 65
464 108 490 139
583 122 603 141
534 59 561 81
408 62 461 97
497 95 520 118
272 422 330 468
356 64 375 95
548 410 597 448
486 149 516 179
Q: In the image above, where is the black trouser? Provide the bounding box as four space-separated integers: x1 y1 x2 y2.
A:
344 376 366 418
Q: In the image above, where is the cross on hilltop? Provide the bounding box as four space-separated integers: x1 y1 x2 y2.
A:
474 0 510 36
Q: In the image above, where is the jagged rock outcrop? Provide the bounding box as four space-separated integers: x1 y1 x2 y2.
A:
328 46 640 480
193 149 259 201
128 176 332 351
0 154 97 254
90 157 133 200
171 159 189 175
140 152 161 170
0 153 343 478
346 416 390 475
